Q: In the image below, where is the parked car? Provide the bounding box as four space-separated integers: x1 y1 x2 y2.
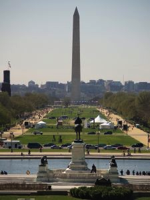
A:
51 145 61 149
103 145 116 150
87 132 96 135
112 144 123 148
67 145 72 149
131 143 144 148
49 116 56 119
61 143 71 148
104 131 113 135
117 146 129 150
27 142 42 149
85 144 98 150
43 143 55 147
97 143 107 148
32 131 43 135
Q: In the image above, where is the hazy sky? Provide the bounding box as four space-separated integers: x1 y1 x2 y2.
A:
0 0 150 85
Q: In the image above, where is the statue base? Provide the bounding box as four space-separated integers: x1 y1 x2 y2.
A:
64 141 90 172
108 166 120 183
74 139 83 143
36 164 54 182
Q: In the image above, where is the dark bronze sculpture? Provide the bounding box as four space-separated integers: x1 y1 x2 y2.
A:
74 115 82 141
41 155 48 165
110 155 117 167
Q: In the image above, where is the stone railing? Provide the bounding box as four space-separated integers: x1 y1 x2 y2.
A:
114 183 150 191
0 183 51 190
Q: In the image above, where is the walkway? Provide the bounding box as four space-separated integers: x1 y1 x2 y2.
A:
0 152 150 160
2 108 52 139
99 108 149 147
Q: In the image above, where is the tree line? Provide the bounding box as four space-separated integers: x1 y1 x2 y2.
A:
100 91 150 128
0 92 54 128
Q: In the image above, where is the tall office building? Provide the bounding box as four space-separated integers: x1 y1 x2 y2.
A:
1 70 11 96
71 7 81 101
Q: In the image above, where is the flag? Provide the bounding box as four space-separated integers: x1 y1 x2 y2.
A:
8 61 11 68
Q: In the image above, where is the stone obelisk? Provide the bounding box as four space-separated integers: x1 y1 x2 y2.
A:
71 7 81 102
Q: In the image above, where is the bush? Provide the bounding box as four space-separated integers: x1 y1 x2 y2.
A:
70 186 133 200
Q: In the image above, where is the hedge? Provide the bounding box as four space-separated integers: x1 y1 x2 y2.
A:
70 186 133 200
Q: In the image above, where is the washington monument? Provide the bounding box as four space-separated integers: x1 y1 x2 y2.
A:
71 7 81 101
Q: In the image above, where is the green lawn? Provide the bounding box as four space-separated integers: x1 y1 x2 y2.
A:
15 134 138 146
135 198 150 200
0 195 78 200
2 107 143 152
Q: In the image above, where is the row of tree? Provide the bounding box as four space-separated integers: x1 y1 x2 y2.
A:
100 91 150 128
0 92 51 128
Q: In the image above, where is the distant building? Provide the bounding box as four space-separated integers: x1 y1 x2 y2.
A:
28 80 35 87
1 70 11 96
124 81 135 92
45 81 59 89
105 80 123 92
89 80 97 85
137 82 150 92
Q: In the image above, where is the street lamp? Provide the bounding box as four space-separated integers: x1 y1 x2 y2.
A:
21 125 24 135
147 132 150 149
97 131 100 153
10 132 13 152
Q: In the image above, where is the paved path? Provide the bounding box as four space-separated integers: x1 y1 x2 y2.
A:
0 152 150 160
2 108 52 139
99 108 149 147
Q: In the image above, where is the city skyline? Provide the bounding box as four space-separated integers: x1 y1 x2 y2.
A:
0 0 150 85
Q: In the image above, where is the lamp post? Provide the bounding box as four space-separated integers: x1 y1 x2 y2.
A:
10 132 13 152
147 132 150 149
97 131 100 153
21 125 24 135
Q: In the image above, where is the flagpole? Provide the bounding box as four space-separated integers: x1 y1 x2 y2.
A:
8 61 11 70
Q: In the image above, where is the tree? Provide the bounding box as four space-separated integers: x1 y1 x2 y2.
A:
62 97 71 107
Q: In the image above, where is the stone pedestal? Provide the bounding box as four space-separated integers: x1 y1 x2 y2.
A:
36 164 54 182
108 167 119 183
64 141 90 173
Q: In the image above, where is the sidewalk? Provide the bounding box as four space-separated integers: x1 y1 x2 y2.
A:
99 108 149 146
2 108 52 139
0 152 150 159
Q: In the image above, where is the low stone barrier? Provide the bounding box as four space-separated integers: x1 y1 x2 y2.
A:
114 183 150 191
0 183 51 190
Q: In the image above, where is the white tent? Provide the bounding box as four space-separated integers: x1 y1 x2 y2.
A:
100 122 114 130
90 115 107 124
35 121 47 129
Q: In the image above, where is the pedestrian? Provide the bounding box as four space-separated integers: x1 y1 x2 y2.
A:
91 164 96 173
134 148 136 153
123 151 125 156
28 149 31 155
40 147 42 152
120 169 123 176
132 170 135 175
138 147 141 153
87 149 90 155
126 169 130 175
